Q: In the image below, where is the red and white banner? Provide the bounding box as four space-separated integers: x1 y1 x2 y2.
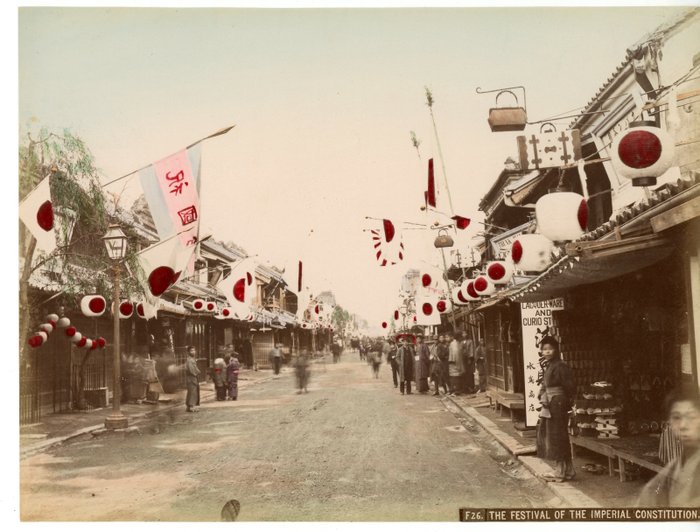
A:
136 235 194 298
370 219 404 267
19 176 56 254
139 145 202 251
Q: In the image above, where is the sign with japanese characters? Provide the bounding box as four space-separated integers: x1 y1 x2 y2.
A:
521 298 565 427
517 129 582 171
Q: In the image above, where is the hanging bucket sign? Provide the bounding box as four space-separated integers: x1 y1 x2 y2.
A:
487 90 527 132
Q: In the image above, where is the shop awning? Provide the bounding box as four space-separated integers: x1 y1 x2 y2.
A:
509 233 674 303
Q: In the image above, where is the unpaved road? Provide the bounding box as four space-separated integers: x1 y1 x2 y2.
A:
20 351 557 521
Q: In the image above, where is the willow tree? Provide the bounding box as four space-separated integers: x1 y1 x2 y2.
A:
19 128 144 408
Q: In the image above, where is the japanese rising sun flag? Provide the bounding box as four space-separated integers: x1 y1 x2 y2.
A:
136 235 194 298
370 219 404 267
217 258 257 318
19 176 56 254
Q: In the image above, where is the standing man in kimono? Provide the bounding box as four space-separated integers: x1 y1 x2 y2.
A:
462 332 476 395
225 346 241 400
415 334 431 393
448 332 465 395
185 345 200 413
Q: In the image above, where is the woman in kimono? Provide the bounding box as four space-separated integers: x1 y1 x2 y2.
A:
225 350 241 401
637 388 700 507
537 336 576 482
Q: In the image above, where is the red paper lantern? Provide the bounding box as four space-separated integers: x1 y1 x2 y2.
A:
96 337 106 348
535 192 588 241
81 295 107 317
610 121 675 187
76 337 87 348
65 326 77 337
510 234 554 272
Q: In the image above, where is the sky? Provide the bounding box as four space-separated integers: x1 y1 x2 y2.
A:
16 3 696 333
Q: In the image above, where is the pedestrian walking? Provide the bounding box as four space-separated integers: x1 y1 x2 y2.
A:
225 347 241 400
462 332 476 394
436 334 450 395
211 351 228 401
269 343 283 375
397 336 415 395
294 350 310 394
536 336 576 482
637 387 700 506
447 332 465 395
331 341 342 363
415 334 431 393
384 339 399 388
185 345 200 413
369 340 382 378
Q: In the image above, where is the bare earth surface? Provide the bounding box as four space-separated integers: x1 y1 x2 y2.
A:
20 351 558 521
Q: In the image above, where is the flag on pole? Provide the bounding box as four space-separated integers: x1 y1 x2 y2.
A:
19 176 56 254
136 235 194 298
217 258 256 317
139 145 202 252
426 158 436 208
370 219 404 267
452 215 471 230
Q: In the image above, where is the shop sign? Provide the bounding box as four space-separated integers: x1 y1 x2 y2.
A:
521 298 565 427
490 222 531 258
517 129 582 171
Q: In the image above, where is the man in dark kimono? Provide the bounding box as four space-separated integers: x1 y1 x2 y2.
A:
185 346 200 413
397 336 415 395
462 333 476 394
384 339 399 388
225 347 241 400
415 334 431 393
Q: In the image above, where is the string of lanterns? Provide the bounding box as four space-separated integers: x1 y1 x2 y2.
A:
27 312 106 350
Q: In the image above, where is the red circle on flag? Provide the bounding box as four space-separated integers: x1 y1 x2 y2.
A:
382 322 387 329
618 130 662 169
422 303 433 315
233 279 246 303
149 266 178 297
422 274 432 287
36 200 54 232
512 240 523 263
89 297 105 314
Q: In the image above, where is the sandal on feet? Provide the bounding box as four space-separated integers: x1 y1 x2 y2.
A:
540 473 565 482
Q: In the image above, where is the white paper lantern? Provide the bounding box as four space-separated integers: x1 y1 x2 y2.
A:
436 298 452 313
190 298 205 312
460 280 481 302
473 275 497 296
486 260 515 285
452 286 469 306
83 338 93 350
57 317 71 328
70 331 83 343
36 331 48 343
39 323 54 334
45 313 59 323
510 234 554 273
116 300 134 319
81 295 107 317
205 301 217 313
610 121 675 187
536 192 588 241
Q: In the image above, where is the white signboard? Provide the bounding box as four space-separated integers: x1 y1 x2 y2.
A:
521 298 565 428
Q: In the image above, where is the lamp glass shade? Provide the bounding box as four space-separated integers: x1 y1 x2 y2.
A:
102 224 128 260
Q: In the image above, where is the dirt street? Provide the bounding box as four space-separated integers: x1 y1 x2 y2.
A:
20 351 558 521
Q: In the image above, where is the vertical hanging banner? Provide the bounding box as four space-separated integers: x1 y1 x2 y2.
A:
139 144 202 249
521 298 565 427
426 158 436 208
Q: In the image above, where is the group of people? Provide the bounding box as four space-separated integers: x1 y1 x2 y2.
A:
185 344 241 413
380 332 486 397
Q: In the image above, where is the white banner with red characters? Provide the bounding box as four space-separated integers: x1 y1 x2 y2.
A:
139 145 202 250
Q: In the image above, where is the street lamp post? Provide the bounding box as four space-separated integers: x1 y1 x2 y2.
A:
103 224 129 430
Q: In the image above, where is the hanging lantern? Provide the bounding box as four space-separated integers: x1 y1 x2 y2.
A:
535 192 588 241
205 301 217 312
45 313 59 323
610 121 675 187
57 317 71 328
65 326 77 338
28 335 43 348
222 308 231 318
83 338 93 350
486 260 514 285
436 299 451 313
81 295 107 317
76 336 87 348
452 287 469 306
70 331 83 344
191 298 205 312
473 275 497 296
460 280 481 302
510 234 554 273
39 323 54 334
96 337 106 348
117 300 134 319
